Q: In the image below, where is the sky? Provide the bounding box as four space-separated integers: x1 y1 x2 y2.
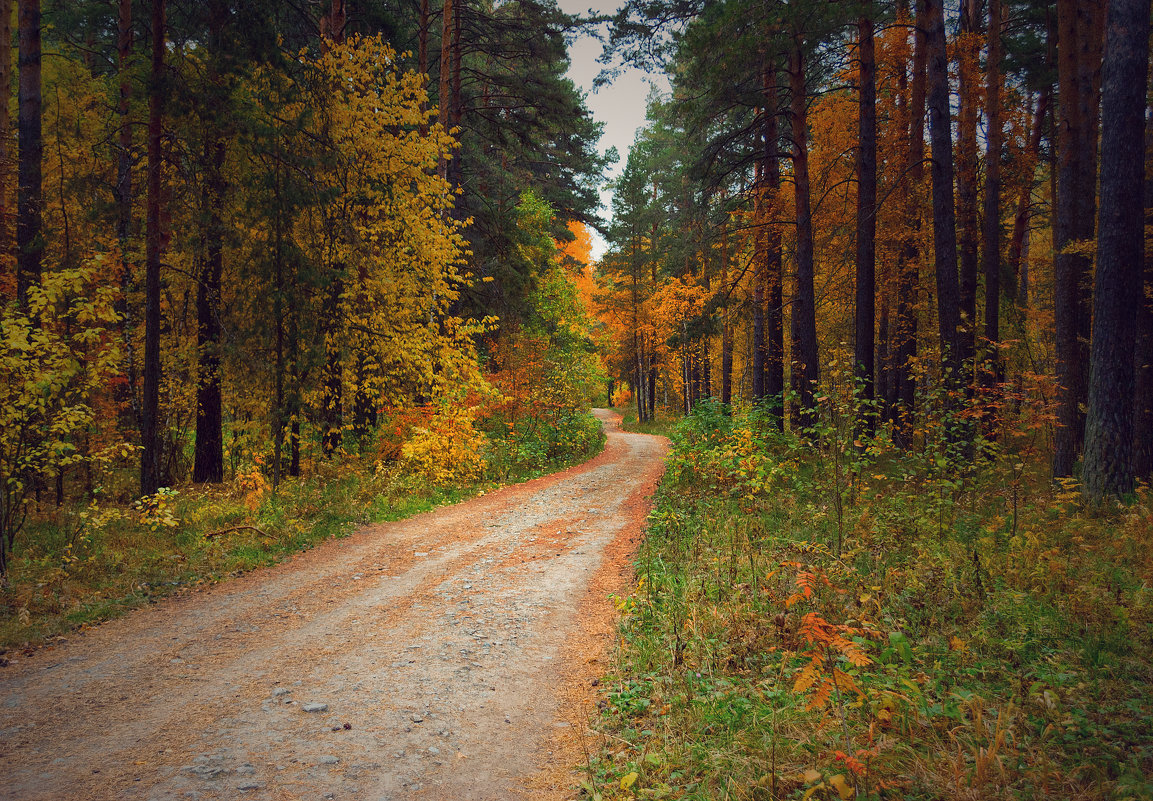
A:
555 1 671 260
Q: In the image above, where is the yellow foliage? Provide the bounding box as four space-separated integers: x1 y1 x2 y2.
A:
400 406 488 485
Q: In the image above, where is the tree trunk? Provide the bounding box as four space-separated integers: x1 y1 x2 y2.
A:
1082 0 1149 500
321 276 344 454
1005 91 1048 312
720 217 732 405
1053 0 1104 478
1134 108 1153 479
437 0 454 181
854 11 877 435
956 0 980 369
981 0 1004 411
319 0 346 457
752 167 766 401
925 0 963 387
288 284 302 477
418 0 430 134
193 4 228 484
140 0 165 496
896 0 926 440
16 0 41 310
0 0 12 264
115 0 141 431
193 128 225 483
789 37 819 430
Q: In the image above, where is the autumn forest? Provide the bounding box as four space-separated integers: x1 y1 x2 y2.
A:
2 0 1153 796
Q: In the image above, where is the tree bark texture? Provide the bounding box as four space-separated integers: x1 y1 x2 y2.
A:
720 218 733 405
141 0 165 496
854 12 877 432
896 0 927 433
1134 112 1153 479
115 0 140 429
982 0 1004 396
956 0 980 368
16 0 41 310
193 3 228 484
193 126 226 483
925 0 963 387
1053 0 1104 478
1082 0 1149 500
789 38 819 429
0 0 12 260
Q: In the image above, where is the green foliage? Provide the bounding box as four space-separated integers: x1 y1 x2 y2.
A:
0 264 124 583
482 191 607 476
585 401 1153 800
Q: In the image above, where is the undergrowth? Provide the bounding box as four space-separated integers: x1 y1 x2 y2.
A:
584 399 1153 801
0 411 604 651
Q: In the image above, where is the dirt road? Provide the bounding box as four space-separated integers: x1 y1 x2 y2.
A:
0 410 667 801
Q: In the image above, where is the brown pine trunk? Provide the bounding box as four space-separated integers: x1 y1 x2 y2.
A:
115 0 140 430
1134 104 1153 480
764 69 784 425
193 3 227 484
0 0 12 267
752 162 766 401
1053 0 1104 478
895 0 926 440
418 0 430 79
140 0 165 495
956 0 980 370
192 126 225 483
321 277 344 454
418 0 430 135
789 38 819 430
981 0 1004 415
1082 0 1149 500
720 217 732 405
320 0 346 456
854 12 877 434
437 0 454 181
925 0 963 387
16 0 41 310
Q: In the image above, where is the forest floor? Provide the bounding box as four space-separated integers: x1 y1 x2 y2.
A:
0 409 667 801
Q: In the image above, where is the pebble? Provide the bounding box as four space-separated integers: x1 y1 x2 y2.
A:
182 765 226 779
302 703 328 713
272 688 291 697
410 714 424 723
319 755 340 765
237 782 263 792
428 746 440 756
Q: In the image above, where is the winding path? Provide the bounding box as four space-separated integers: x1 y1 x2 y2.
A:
0 410 667 801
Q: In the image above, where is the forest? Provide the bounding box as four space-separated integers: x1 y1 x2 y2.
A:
0 0 610 613
1 0 1152 797
583 0 1153 799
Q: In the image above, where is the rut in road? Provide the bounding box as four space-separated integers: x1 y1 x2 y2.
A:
0 409 667 801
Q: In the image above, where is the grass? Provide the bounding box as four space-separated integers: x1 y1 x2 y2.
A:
613 405 681 439
581 402 1153 801
0 413 605 651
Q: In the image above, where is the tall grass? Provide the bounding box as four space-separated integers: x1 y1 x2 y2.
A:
584 401 1153 800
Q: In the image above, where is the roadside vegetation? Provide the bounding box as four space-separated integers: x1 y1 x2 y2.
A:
584 394 1153 800
0 406 604 652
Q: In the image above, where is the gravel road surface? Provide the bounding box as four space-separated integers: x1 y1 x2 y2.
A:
0 409 667 801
